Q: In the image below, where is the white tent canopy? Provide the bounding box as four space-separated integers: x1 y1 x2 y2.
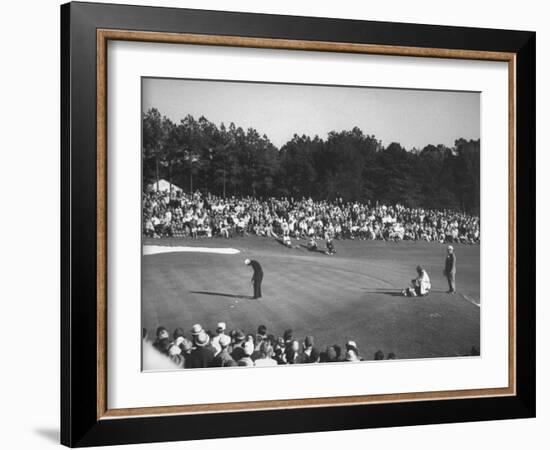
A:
147 179 183 193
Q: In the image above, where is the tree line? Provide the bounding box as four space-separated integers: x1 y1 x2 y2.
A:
143 108 480 214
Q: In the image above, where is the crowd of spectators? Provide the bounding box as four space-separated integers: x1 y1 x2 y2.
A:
143 190 480 244
144 322 398 369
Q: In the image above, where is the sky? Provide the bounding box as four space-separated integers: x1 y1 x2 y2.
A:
142 77 480 150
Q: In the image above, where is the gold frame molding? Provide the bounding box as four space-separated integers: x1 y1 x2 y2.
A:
96 29 516 420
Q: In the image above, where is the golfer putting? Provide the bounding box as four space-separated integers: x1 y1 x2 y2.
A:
245 258 263 299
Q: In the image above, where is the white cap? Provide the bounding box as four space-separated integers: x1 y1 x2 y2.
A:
217 322 226 331
347 340 358 349
244 259 251 265
447 245 454 251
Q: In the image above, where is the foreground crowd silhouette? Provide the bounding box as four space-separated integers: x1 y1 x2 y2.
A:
144 322 481 369
144 322 399 369
143 190 480 244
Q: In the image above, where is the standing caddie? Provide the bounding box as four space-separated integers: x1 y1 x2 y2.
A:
245 258 263 299
444 245 457 294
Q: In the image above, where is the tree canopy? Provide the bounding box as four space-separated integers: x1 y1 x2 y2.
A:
143 108 480 214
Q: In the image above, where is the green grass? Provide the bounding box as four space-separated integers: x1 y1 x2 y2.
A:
142 236 480 360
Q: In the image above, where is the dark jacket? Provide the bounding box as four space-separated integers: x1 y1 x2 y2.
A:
211 349 234 367
445 253 456 274
188 346 215 368
231 344 246 362
250 260 263 280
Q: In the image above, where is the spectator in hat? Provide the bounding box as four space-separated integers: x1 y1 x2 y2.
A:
211 322 227 355
190 323 203 342
345 341 361 360
230 329 246 361
211 335 234 367
345 348 360 362
188 331 215 368
387 352 396 360
444 245 457 294
374 350 385 360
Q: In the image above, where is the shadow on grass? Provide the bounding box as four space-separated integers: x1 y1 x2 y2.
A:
364 288 447 298
190 291 252 300
363 290 404 297
298 244 326 254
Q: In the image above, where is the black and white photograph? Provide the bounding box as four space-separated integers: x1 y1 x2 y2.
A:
141 77 481 371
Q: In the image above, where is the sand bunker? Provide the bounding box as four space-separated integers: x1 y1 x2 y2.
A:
143 245 240 256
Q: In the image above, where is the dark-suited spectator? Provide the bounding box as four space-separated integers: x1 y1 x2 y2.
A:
230 329 246 361
301 336 320 363
156 337 171 356
444 245 457 294
320 346 339 363
374 350 385 360
188 331 215 368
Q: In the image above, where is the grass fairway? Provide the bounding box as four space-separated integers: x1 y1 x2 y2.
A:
142 237 480 360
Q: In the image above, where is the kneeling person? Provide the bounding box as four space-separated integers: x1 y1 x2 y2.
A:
402 265 431 297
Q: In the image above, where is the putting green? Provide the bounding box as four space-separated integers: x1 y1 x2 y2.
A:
142 236 480 360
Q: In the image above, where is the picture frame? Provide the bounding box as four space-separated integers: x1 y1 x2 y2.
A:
61 1 536 447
